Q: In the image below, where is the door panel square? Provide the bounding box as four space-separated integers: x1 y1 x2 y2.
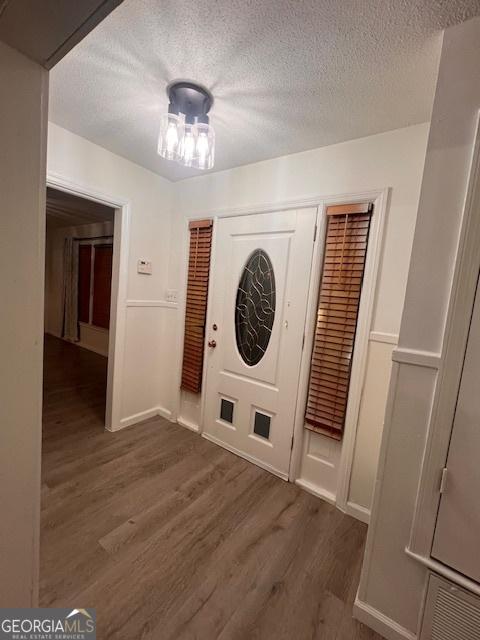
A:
220 398 234 424
253 411 271 439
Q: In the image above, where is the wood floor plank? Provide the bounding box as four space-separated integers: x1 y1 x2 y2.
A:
41 335 384 640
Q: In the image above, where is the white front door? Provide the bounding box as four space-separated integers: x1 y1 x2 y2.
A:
203 208 317 478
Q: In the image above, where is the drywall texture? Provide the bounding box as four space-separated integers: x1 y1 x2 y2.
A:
0 41 48 606
358 16 480 636
47 123 174 424
170 123 429 512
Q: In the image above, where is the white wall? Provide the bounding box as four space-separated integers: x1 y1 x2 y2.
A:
170 123 429 513
47 123 174 426
45 220 114 356
357 17 480 639
0 41 48 606
349 339 395 508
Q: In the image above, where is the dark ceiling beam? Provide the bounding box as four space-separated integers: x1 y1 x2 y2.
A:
0 0 123 69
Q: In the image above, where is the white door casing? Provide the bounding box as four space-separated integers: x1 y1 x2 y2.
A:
431 272 480 584
202 208 317 479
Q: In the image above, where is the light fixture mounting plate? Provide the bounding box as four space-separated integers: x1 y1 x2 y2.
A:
167 81 213 121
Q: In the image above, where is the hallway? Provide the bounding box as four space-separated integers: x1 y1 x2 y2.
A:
41 336 380 639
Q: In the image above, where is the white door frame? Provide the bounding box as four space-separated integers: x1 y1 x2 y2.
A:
174 187 388 513
406 111 480 567
46 171 131 432
290 189 389 518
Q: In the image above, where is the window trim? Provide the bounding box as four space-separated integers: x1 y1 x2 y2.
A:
288 190 389 517
304 203 373 440
180 219 213 394
77 237 113 331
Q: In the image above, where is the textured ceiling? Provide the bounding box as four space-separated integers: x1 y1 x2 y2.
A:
46 187 114 229
49 0 480 182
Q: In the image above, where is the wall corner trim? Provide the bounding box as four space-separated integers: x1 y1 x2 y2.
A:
353 596 417 640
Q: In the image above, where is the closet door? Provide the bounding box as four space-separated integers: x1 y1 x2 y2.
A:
432 274 480 583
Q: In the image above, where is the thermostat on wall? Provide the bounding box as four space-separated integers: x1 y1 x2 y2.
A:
137 260 152 275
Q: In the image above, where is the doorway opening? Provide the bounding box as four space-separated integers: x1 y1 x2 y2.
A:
43 187 116 431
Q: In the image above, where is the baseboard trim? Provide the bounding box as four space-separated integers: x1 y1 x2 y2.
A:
157 405 174 422
294 478 336 505
345 500 371 524
202 432 288 481
77 340 109 358
353 596 416 640
177 417 200 433
109 405 174 431
112 407 160 431
44 329 62 339
46 332 108 358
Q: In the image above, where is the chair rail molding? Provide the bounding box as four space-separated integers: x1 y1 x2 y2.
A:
369 331 398 345
391 347 441 370
126 299 178 309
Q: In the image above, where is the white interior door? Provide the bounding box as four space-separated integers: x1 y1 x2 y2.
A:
432 274 480 583
203 208 316 478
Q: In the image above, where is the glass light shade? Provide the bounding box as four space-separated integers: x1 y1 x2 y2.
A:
157 113 183 160
193 122 215 170
179 123 196 167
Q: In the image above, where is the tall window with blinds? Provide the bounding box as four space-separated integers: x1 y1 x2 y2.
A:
77 241 113 330
181 219 213 394
305 203 373 440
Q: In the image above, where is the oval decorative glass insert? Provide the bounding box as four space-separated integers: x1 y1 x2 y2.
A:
235 249 276 366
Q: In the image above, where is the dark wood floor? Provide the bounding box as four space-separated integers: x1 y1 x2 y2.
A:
41 335 382 640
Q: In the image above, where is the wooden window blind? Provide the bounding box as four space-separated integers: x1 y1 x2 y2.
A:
181 219 213 393
305 202 373 440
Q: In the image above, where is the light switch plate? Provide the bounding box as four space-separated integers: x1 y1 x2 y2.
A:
166 289 179 303
137 260 152 275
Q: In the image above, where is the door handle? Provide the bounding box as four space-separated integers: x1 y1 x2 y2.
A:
208 339 217 348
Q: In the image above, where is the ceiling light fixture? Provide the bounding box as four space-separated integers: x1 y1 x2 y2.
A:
157 81 215 170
